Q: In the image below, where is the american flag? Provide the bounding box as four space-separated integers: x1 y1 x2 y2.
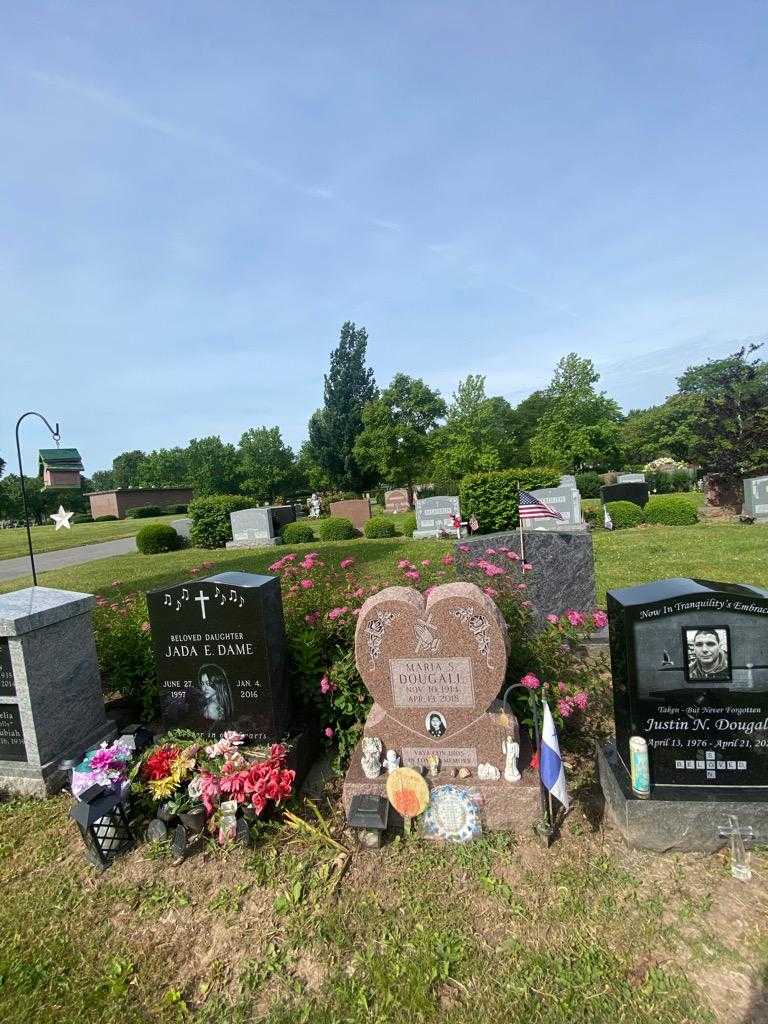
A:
518 490 565 521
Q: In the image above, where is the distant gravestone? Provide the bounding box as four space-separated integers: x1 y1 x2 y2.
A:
413 496 462 539
617 473 646 484
598 577 768 851
601 482 649 508
342 582 540 830
384 488 412 514
147 572 290 742
226 505 296 549
172 518 192 541
743 476 768 523
521 485 583 532
0 587 114 796
329 499 372 532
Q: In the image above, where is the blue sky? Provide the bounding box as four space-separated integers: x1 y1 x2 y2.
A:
2 1 767 476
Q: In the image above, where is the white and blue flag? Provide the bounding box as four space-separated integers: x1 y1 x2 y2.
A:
540 700 570 811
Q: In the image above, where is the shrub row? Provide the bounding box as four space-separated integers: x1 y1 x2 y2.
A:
459 466 562 533
188 495 257 548
136 523 184 554
605 494 699 529
363 516 396 539
282 521 316 544
315 517 356 541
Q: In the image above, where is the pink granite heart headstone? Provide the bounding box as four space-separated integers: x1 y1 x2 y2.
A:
354 582 509 745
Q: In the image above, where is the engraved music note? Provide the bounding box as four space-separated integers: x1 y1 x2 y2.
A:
220 593 226 606
182 588 189 601
214 587 221 598
238 596 244 607
164 594 172 606
229 589 237 602
175 599 182 611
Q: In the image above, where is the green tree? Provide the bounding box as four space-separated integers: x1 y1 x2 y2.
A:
239 427 297 502
430 375 519 478
112 450 147 488
137 448 191 488
185 436 241 496
307 321 378 491
0 474 88 523
620 393 703 465
88 469 115 491
679 344 768 500
296 440 331 493
529 354 623 471
509 390 553 465
354 374 446 488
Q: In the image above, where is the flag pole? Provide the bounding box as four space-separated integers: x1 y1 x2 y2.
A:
517 483 525 566
530 694 553 843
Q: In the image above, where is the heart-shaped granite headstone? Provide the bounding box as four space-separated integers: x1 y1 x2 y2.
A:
354 582 509 743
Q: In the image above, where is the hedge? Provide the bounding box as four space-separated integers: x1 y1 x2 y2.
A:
188 495 257 548
71 513 92 524
605 500 645 529
575 471 601 498
136 523 183 554
125 505 163 519
282 521 316 544
459 467 562 534
93 515 118 522
315 517 356 541
399 511 417 537
363 516 396 539
644 494 698 526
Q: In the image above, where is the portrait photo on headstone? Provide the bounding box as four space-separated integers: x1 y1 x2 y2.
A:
683 626 731 682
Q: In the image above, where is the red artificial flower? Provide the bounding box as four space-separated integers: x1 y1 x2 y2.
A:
141 745 181 781
530 750 540 770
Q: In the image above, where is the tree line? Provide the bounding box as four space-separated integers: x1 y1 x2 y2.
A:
2 324 767 518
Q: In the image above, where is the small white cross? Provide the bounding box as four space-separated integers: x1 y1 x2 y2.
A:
195 590 210 620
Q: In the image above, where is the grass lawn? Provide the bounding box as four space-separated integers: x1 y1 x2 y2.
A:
2 520 768 1022
0 515 181 560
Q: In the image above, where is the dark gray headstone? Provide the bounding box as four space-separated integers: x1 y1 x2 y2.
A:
147 571 290 742
454 528 596 629
601 482 649 508
607 577 768 797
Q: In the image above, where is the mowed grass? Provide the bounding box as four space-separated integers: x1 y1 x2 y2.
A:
0 515 180 560
3 790 765 1024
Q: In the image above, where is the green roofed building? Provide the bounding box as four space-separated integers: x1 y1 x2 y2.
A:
38 448 84 489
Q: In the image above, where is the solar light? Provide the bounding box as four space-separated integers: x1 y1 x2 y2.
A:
347 793 389 848
70 783 134 870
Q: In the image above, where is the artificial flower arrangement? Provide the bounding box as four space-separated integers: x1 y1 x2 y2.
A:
132 729 296 844
71 739 133 800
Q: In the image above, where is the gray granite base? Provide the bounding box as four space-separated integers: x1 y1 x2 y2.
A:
454 527 597 628
225 538 280 549
413 527 468 540
597 741 768 853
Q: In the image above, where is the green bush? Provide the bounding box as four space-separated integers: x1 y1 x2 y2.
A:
581 502 601 528
93 593 159 718
605 500 645 529
575 471 601 498
364 516 396 539
94 515 118 521
125 504 163 519
399 511 417 537
459 466 562 533
136 523 183 554
316 517 356 541
71 513 92 524
164 503 188 514
188 494 256 548
644 494 698 526
282 521 315 544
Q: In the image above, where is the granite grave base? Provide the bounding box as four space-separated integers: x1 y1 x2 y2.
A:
454 527 597 628
343 733 541 832
597 740 768 853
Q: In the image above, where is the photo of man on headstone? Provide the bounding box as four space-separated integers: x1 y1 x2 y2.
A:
426 711 447 738
684 627 731 682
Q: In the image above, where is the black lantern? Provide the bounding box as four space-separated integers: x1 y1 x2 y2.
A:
70 784 134 870
348 794 389 849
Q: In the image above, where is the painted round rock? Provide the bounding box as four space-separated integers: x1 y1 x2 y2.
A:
422 785 482 843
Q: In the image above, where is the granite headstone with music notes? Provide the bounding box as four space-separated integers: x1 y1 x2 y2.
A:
146 572 290 742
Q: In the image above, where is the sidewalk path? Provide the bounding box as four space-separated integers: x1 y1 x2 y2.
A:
0 538 137 583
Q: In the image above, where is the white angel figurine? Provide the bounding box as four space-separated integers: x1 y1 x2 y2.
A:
502 736 521 782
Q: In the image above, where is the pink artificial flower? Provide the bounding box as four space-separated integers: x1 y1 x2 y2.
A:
340 558 355 569
319 675 332 694
520 673 541 690
566 610 585 627
304 611 320 625
573 691 589 711
458 544 470 553
506 551 520 561
404 570 421 581
558 698 574 718
324 726 334 739
483 587 499 598
441 554 454 566
593 610 608 629
546 614 560 624
300 579 314 590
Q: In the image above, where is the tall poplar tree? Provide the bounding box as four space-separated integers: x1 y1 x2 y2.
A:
307 321 378 491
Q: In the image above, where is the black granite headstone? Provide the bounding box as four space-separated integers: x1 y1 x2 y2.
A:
0 639 14 696
147 571 290 742
0 704 27 762
601 482 649 508
607 578 768 799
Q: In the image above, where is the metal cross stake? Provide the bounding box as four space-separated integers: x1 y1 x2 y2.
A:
719 815 754 881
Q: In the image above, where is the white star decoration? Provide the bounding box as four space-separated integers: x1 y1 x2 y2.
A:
50 505 75 530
